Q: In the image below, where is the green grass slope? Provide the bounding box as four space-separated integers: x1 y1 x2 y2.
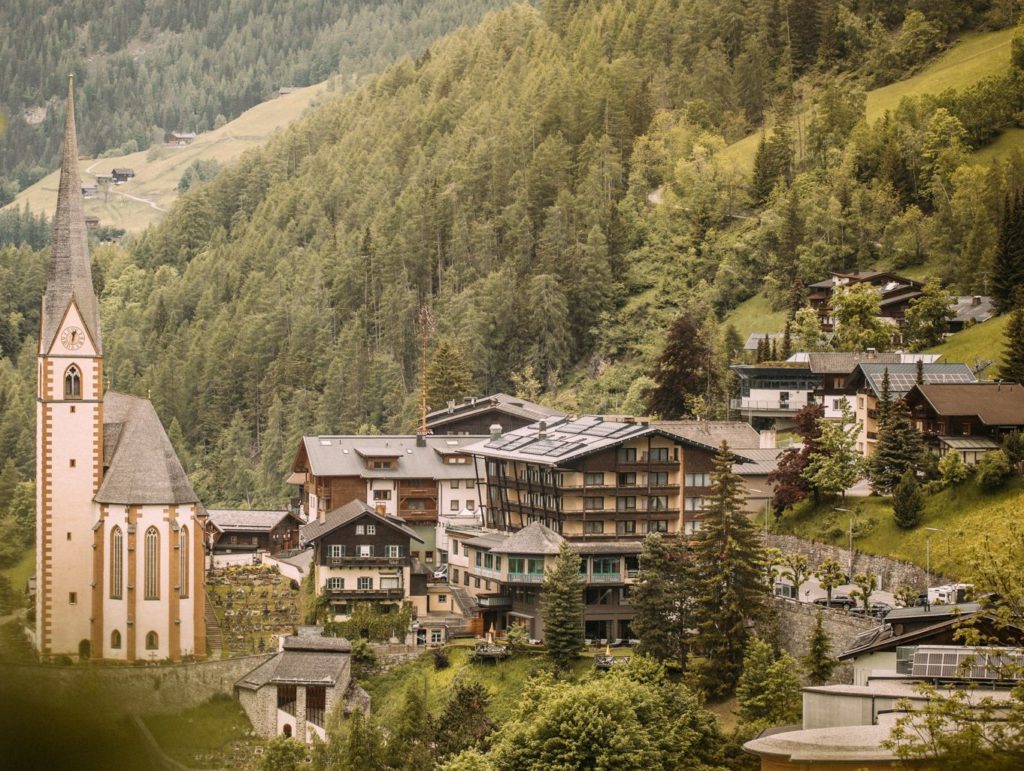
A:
5 80 332 233
722 293 790 339
927 314 1010 370
776 478 1024 577
722 28 1015 172
0 546 34 600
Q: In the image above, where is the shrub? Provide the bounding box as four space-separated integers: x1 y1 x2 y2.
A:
977 450 1011 491
433 648 450 669
939 450 970 487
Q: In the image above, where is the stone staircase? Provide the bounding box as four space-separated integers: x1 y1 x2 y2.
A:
446 584 480 636
204 593 225 659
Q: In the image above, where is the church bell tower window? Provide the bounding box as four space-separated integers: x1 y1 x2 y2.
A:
64 364 82 399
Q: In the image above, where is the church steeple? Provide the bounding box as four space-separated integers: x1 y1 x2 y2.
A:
40 74 101 355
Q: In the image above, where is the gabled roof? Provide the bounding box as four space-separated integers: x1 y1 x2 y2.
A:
851 363 975 399
295 434 485 480
207 509 299 533
655 420 761 449
299 500 422 544
743 333 782 351
41 75 101 355
838 611 1020 661
908 383 1024 425
96 391 198 505
464 415 752 468
950 295 995 324
236 644 350 690
490 522 564 555
425 392 566 429
806 352 901 374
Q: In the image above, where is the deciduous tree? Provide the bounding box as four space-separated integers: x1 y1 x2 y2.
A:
736 637 802 728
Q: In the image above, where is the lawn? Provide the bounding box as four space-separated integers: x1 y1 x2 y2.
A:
6 79 333 233
362 644 635 726
721 28 1014 172
1 546 34 606
926 314 1009 370
722 293 789 340
144 695 258 769
775 477 1024 578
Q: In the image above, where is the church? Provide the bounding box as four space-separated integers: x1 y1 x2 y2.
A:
35 77 206 662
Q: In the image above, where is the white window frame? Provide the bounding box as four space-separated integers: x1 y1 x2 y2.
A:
357 577 373 591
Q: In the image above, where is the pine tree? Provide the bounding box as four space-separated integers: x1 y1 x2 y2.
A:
781 319 793 359
997 300 1024 384
877 368 893 427
869 400 924 495
425 337 476 411
433 678 495 761
892 468 924 530
992 192 1024 313
804 403 862 498
386 683 434 769
803 610 837 685
690 443 768 697
342 710 386 771
736 637 802 727
541 541 585 670
631 532 691 668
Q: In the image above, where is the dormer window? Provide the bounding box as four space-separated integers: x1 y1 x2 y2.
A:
64 365 82 399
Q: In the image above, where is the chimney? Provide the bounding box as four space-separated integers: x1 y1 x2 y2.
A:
416 433 427 447
489 423 502 441
866 348 877 358
538 420 547 439
759 429 777 450
972 295 982 306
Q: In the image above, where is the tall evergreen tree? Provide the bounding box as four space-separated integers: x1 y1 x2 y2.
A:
992 192 1024 313
781 319 793 359
433 678 495 761
804 403 862 498
803 610 837 685
541 541 585 670
386 683 434 770
892 468 924 530
425 337 476 411
997 299 1024 384
736 637 802 728
630 532 691 669
690 442 768 697
869 400 924 495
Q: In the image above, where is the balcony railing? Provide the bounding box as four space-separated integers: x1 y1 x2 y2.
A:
588 573 623 584
476 594 513 608
477 566 502 579
326 588 405 600
328 556 405 568
507 572 545 584
730 398 801 411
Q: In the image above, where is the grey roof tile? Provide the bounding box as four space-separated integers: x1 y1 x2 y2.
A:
207 509 297 533
299 435 485 479
300 499 422 544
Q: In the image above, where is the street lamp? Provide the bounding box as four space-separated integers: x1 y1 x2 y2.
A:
924 527 949 593
835 507 854 578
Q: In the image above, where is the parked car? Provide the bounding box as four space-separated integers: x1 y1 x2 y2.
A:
813 593 855 610
850 601 893 618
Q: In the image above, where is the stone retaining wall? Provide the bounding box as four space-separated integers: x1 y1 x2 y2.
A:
768 597 879 684
0 653 275 715
766 533 949 591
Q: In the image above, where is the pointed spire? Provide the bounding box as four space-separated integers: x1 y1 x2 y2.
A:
40 74 101 354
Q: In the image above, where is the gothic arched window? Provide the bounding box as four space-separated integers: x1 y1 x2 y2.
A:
144 527 160 600
111 629 122 649
64 365 82 399
110 526 123 599
179 526 189 599
145 631 159 650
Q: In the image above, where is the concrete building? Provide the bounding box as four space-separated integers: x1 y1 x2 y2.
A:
236 629 351 744
35 77 205 663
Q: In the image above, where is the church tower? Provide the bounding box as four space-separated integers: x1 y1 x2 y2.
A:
36 75 104 659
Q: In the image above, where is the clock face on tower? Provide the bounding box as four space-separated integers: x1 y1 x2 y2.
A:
61 326 84 351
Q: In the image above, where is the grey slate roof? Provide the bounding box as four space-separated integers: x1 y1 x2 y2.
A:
282 634 351 653
236 648 350 690
96 390 198 505
207 509 296 533
743 333 782 351
41 75 101 355
299 499 422 544
950 295 995 324
806 352 901 374
853 362 975 399
489 522 565 555
731 447 785 476
426 393 565 429
298 434 485 480
655 420 761 449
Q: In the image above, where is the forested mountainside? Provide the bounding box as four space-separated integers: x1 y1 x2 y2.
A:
0 0 512 205
2 0 1024 508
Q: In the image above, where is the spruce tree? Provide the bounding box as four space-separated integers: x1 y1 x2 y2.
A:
541 541 585 670
736 637 802 727
803 610 837 685
892 469 924 530
690 442 768 697
869 400 924 495
425 337 476 411
386 683 434 769
433 678 495 760
781 319 793 359
997 300 1024 385
631 532 691 668
992 192 1024 313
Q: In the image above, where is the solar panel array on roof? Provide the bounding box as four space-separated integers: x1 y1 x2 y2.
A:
884 372 974 393
911 647 1024 681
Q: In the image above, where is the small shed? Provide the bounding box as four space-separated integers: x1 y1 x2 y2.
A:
169 131 198 145
111 168 135 183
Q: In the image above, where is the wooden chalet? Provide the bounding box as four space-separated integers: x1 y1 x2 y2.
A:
206 508 304 555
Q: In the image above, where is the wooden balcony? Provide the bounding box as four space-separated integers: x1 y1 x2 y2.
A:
326 588 405 601
327 556 405 568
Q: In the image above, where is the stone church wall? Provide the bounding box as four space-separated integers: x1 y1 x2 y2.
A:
0 653 275 715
